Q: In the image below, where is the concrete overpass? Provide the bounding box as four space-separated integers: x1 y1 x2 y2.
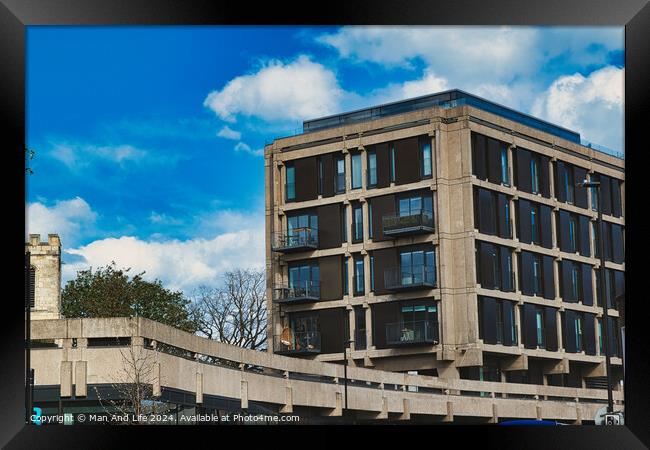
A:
30 318 623 424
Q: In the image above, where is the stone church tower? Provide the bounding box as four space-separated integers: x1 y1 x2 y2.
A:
25 234 61 320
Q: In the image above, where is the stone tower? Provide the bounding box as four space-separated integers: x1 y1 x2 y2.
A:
25 234 61 320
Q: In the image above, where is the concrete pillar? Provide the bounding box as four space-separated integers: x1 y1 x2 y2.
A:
365 304 374 350
240 380 249 410
348 307 355 351
196 373 203 404
280 386 293 413
74 361 87 397
153 362 161 397
60 361 72 398
556 310 564 351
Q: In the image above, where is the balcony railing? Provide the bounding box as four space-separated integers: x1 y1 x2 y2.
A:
271 228 318 253
354 329 367 350
386 320 439 346
273 331 321 355
382 211 434 237
273 281 320 304
384 265 436 291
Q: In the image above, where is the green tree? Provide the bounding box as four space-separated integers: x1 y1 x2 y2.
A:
62 262 198 333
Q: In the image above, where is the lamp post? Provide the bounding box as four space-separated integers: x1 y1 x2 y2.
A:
578 179 614 414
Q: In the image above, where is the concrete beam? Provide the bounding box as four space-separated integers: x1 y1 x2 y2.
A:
583 362 606 378
443 401 454 422
454 347 483 367
279 386 293 414
397 398 411 421
501 354 528 371
324 392 343 417
543 358 570 375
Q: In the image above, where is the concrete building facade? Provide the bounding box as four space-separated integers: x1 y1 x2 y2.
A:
26 233 62 320
264 90 624 392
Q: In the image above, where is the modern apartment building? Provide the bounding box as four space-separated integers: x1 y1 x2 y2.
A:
264 89 624 391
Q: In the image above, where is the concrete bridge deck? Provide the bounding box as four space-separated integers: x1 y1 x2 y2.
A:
30 318 623 423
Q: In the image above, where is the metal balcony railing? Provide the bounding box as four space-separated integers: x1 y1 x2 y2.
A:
273 331 321 355
386 320 439 346
382 210 434 237
273 281 320 304
271 228 318 253
384 265 436 291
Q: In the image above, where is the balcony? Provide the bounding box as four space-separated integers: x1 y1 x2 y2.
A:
384 265 436 292
386 320 439 346
273 281 320 304
271 228 318 253
273 331 321 355
382 211 434 237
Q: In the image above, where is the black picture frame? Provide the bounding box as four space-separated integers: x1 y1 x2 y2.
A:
2 0 648 448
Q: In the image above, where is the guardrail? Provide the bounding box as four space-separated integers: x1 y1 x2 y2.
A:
273 281 321 303
271 228 318 253
30 318 624 421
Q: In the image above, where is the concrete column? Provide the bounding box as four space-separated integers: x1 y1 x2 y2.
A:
346 253 355 298
515 304 523 347
74 361 87 397
365 304 374 349
549 158 556 199
363 252 372 297
60 361 72 398
359 145 368 191
512 250 521 292
348 307 355 351
196 373 203 404
554 258 561 300
551 210 558 249
557 310 564 351
361 200 370 242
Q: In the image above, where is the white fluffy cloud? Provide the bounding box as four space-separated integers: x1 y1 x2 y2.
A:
203 55 345 123
233 141 264 157
532 66 624 152
318 27 540 84
216 125 241 140
363 70 449 106
27 197 97 247
50 143 147 169
62 209 265 294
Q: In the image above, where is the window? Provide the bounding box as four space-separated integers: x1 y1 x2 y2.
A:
574 316 584 352
398 192 433 219
503 251 514 292
288 262 319 292
530 204 540 244
507 304 517 345
531 155 540 194
532 254 542 295
352 203 363 242
354 256 365 295
399 249 436 286
351 153 362 189
318 157 323 195
29 266 36 308
343 258 349 295
421 137 432 178
496 304 504 344
287 212 318 235
568 215 577 253
341 205 347 243
571 264 581 301
591 177 599 211
535 309 545 348
390 145 396 183
504 199 511 237
591 222 599 258
501 146 509 185
370 254 375 291
564 166 575 204
597 319 603 354
367 150 377 187
286 165 296 201
335 157 346 193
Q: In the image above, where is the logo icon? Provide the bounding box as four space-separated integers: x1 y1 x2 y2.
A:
32 407 42 425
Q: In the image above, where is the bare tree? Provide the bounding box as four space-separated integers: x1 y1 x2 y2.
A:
94 343 170 424
193 269 267 350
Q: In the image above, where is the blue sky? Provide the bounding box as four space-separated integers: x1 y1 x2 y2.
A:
26 26 624 295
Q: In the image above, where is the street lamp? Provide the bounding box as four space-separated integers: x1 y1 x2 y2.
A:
342 337 354 416
577 179 614 414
